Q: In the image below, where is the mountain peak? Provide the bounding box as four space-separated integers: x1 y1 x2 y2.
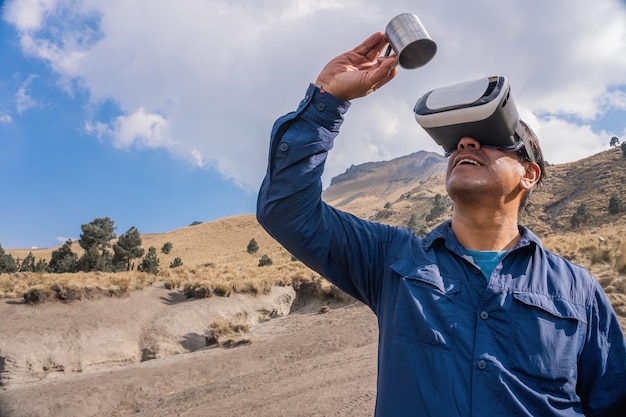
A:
323 151 447 218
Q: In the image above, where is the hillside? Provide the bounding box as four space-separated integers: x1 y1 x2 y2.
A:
323 146 626 237
5 147 626 309
322 150 447 218
1 146 625 417
5 147 626 313
8 147 625 259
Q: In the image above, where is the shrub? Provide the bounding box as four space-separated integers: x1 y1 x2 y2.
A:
426 194 447 222
407 213 428 236
570 202 591 228
24 286 54 304
247 238 259 254
258 254 273 267
51 283 86 303
183 283 212 299
213 284 232 297
161 242 173 254
206 318 250 347
608 194 624 214
170 257 183 268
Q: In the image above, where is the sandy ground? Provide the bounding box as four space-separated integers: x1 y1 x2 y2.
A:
0 284 378 417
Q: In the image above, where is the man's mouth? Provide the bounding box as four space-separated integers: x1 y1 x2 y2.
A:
455 158 481 167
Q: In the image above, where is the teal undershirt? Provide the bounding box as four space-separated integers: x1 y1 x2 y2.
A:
466 249 507 282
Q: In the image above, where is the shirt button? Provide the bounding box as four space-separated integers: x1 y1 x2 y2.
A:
477 360 487 370
279 143 289 152
316 102 325 111
480 311 489 320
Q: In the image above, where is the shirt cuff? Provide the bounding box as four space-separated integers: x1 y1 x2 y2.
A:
298 83 351 132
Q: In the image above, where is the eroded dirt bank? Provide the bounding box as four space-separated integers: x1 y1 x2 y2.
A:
0 283 379 417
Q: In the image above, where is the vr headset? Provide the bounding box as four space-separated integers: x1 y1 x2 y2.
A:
414 76 535 161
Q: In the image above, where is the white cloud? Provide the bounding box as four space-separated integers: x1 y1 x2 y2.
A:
600 89 626 111
2 0 57 31
15 74 38 114
3 0 626 191
86 108 172 150
528 116 610 165
0 113 12 123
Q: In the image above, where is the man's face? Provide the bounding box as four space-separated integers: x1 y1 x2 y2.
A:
445 136 528 207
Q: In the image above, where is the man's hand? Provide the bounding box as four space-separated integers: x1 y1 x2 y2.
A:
314 32 399 101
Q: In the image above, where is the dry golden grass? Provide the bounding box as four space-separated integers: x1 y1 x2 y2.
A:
2 212 625 330
204 317 256 348
542 227 625 272
160 257 354 303
0 270 156 303
2 216 343 304
3 213 357 304
206 317 251 347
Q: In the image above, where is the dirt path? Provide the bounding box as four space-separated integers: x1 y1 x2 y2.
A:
0 285 379 417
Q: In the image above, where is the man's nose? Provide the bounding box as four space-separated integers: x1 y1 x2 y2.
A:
457 136 481 151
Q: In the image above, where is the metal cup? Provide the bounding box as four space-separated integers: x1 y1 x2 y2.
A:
385 13 437 69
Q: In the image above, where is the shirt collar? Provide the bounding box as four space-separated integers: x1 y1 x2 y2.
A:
423 220 542 253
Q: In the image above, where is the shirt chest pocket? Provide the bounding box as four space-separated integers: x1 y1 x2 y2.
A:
390 261 461 350
509 291 587 385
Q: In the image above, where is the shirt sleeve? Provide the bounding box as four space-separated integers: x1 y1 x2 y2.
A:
578 278 626 416
256 84 397 310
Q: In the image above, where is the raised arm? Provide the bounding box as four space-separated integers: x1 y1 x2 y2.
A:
256 33 399 306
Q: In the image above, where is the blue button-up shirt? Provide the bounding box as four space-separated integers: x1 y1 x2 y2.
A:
257 84 626 416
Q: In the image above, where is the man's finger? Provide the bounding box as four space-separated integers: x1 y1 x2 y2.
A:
353 32 387 60
370 56 398 86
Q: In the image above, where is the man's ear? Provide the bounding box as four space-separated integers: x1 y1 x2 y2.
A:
520 161 541 190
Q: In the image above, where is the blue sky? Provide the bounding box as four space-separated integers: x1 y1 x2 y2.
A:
1 0 625 249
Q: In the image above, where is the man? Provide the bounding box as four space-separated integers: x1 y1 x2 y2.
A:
256 32 626 416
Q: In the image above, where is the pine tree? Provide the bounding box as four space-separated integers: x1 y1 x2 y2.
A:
247 238 259 254
113 226 145 271
610 136 620 147
139 246 160 275
79 217 116 271
35 258 48 272
0 244 17 274
48 240 78 273
19 252 36 272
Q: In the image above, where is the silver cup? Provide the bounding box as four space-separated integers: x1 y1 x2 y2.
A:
385 13 437 69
